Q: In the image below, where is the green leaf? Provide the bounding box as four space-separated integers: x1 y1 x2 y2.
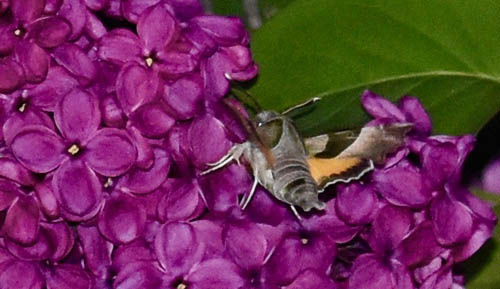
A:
249 0 500 136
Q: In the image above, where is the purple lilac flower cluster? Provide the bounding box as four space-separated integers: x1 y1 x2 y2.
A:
0 0 496 288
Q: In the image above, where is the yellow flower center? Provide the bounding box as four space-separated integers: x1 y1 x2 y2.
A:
18 102 27 112
145 57 154 67
104 178 113 188
13 28 22 36
67 144 80 155
301 238 309 245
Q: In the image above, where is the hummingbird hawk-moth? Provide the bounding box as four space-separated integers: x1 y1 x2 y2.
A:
202 95 411 216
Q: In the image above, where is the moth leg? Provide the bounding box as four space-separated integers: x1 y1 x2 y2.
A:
290 205 302 220
200 143 249 175
240 169 259 210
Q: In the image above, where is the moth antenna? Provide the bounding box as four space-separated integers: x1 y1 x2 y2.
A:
282 96 321 115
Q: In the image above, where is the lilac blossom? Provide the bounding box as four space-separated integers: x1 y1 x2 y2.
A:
0 1 495 288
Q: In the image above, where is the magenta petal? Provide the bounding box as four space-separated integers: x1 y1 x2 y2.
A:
10 0 45 23
114 261 164 289
168 0 202 20
263 236 302 285
3 195 40 245
130 102 175 138
430 193 473 246
98 193 146 244
0 20 16 56
55 88 100 142
157 179 204 222
84 0 109 10
0 58 24 93
349 254 413 289
335 183 377 225
118 146 170 194
285 269 337 289
154 50 198 77
44 0 63 14
188 114 232 168
121 0 161 23
0 156 36 186
399 96 432 135
482 158 500 194
97 29 142 65
3 108 55 146
191 16 246 45
137 3 178 53
163 75 203 120
394 221 445 267
367 205 413 253
452 219 496 262
112 240 154 273
0 180 20 211
127 126 154 169
154 222 204 275
11 125 66 173
100 94 126 128
5 224 53 261
43 222 75 261
224 221 268 270
0 260 43 289
14 41 49 83
201 53 231 101
53 160 103 221
45 264 92 289
187 258 245 289
57 0 87 40
52 43 97 86
116 62 160 114
361 90 406 121
191 220 224 259
27 66 79 111
85 128 137 176
85 9 107 39
34 177 60 219
373 161 432 208
77 225 113 279
29 16 72 48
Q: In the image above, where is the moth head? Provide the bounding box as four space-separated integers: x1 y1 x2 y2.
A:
254 110 284 148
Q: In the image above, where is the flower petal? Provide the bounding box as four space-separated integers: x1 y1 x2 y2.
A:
52 160 103 221
5 224 53 261
98 193 146 244
284 269 337 289
349 254 413 289
3 108 55 146
10 0 45 23
335 183 377 225
163 75 203 120
452 219 496 262
57 0 87 40
157 179 205 222
187 258 245 289
29 16 72 48
14 41 49 83
114 261 164 289
361 90 406 121
45 264 92 289
44 0 63 14
43 221 75 261
97 29 142 65
111 239 154 273
399 96 432 136
263 236 303 285
100 94 126 128
168 0 203 21
188 114 232 168
482 158 500 194
77 225 113 279
394 221 445 267
154 222 204 275
85 128 137 176
366 204 413 253
0 58 24 93
118 146 170 194
224 220 268 270
0 180 20 211
0 156 36 186
27 66 79 111
191 220 225 259
55 88 100 142
115 62 160 114
373 161 432 208
0 260 43 289
154 50 198 77
191 16 247 46
430 193 473 246
3 195 40 245
85 9 107 39
52 43 97 86
11 125 66 173
121 0 161 23
137 3 178 53
127 126 154 169
130 102 175 138
34 176 60 219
